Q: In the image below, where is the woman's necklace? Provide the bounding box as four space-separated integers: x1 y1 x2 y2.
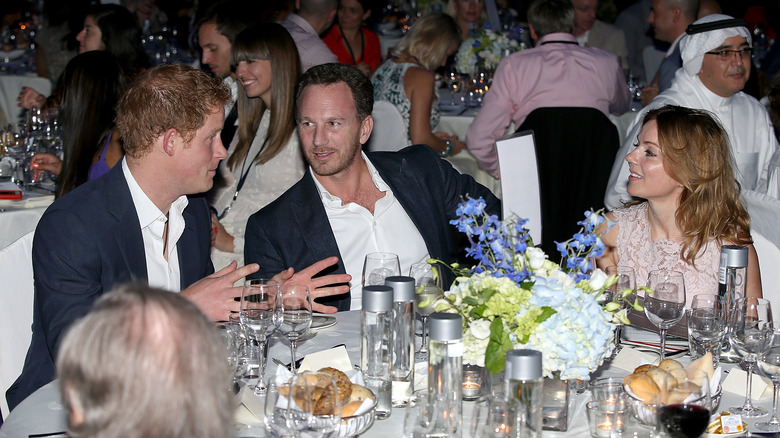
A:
339 24 365 65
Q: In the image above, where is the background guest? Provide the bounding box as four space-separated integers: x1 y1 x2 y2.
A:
280 0 338 71
18 4 148 109
57 284 234 438
210 23 305 270
371 13 465 157
322 0 381 75
571 0 630 70
30 51 127 198
445 0 487 39
597 105 762 302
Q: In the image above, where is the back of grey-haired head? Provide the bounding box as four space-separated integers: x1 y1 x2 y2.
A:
57 284 233 438
296 62 374 121
527 0 575 37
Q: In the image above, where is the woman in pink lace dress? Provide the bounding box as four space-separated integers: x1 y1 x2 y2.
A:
597 105 762 304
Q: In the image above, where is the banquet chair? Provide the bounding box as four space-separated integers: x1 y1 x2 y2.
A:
517 107 619 256
496 130 541 245
752 231 780 322
365 100 408 152
0 231 35 419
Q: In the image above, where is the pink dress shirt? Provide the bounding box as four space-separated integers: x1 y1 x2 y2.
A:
466 33 631 178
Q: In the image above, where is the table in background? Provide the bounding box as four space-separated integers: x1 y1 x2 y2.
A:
0 74 52 126
0 181 53 248
2 310 774 438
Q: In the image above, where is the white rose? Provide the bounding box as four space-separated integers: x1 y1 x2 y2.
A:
589 269 608 290
469 319 492 340
526 247 547 270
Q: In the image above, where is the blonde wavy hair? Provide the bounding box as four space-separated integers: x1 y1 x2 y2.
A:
391 13 461 71
644 105 752 265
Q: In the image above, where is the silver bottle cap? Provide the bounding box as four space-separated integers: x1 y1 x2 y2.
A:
505 349 543 381
362 285 393 312
721 245 748 268
429 313 462 341
385 276 415 302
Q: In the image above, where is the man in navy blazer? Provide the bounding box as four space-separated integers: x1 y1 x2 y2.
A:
245 63 501 311
7 65 348 410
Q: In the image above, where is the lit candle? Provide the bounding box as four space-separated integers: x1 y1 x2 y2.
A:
462 378 481 398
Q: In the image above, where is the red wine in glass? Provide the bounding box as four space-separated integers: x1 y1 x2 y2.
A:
659 404 710 438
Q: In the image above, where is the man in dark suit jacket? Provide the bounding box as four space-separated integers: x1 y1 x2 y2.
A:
7 64 348 410
245 63 501 311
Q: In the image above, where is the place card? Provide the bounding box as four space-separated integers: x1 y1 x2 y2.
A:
609 347 657 372
235 385 264 426
297 345 352 373
721 367 772 400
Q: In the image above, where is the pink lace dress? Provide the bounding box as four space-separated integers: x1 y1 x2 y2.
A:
614 203 720 306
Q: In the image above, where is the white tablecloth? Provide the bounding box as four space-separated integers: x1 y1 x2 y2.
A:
0 182 53 249
0 74 52 126
1 310 773 438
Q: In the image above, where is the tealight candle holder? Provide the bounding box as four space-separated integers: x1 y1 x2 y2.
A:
586 400 629 438
462 364 485 401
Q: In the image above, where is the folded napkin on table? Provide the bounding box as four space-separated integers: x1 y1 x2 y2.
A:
722 367 772 400
609 347 659 372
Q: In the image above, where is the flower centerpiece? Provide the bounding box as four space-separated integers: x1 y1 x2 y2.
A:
455 28 523 77
431 198 640 381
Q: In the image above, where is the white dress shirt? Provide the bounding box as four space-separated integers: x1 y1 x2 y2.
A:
312 153 429 310
122 160 188 291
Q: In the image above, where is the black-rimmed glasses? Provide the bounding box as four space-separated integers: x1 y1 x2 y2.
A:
705 47 753 61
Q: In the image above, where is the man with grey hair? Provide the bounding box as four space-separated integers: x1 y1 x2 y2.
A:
641 0 699 103
604 14 779 209
280 0 338 71
57 284 233 438
466 0 631 178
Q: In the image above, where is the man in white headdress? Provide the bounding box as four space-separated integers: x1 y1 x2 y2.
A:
604 14 779 209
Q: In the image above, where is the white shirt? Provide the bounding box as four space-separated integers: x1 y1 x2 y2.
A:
122 160 188 291
604 69 779 209
312 153 429 310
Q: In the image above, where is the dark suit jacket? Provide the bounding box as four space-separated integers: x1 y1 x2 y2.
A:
244 145 501 311
6 162 213 410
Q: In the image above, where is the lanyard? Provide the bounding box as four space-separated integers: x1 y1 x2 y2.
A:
340 24 365 66
217 138 268 219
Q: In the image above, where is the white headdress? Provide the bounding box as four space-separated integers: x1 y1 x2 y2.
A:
679 14 751 76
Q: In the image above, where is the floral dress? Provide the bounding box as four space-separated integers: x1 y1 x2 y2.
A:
614 203 720 305
371 60 440 143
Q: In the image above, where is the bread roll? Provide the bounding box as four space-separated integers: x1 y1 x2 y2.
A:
349 384 375 403
633 364 653 375
669 367 687 384
340 401 363 417
318 367 353 403
625 373 660 402
658 358 683 372
687 352 715 384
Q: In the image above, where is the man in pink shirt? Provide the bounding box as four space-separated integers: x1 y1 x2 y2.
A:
466 0 631 178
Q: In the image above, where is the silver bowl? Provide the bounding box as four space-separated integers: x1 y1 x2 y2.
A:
321 391 377 438
624 383 722 426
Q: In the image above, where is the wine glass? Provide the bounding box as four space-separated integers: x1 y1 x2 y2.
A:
606 265 635 354
240 278 281 395
687 294 725 368
362 252 400 287
644 270 686 361
757 328 780 432
657 375 711 438
410 262 443 361
265 381 296 438
287 374 313 436
300 372 341 436
278 283 312 374
729 297 773 417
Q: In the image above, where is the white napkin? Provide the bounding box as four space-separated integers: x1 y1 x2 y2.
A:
297 345 352 373
235 385 265 426
610 347 658 372
721 367 772 400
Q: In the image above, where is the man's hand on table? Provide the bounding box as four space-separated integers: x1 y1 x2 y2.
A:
181 261 259 321
272 256 351 314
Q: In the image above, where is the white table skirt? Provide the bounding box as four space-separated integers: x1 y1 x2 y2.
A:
1 311 772 437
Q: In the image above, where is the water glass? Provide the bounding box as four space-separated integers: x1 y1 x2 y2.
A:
405 391 459 437
409 261 443 361
240 278 281 394
362 252 400 287
728 297 772 417
687 294 725 368
605 266 635 354
645 270 686 361
279 283 313 374
589 377 625 403
469 395 513 437
756 328 780 432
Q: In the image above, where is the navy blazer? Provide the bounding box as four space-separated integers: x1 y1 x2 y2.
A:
6 162 213 410
244 145 501 311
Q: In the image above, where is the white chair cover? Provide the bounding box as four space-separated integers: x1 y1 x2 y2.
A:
496 130 542 245
753 231 780 323
0 232 34 418
743 189 780 250
365 101 408 152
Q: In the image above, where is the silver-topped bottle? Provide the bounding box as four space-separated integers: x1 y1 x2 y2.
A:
386 276 415 407
719 245 748 363
361 285 394 419
428 312 463 436
505 349 543 438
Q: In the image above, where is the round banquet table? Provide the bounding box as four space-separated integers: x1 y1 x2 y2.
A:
1 310 775 438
